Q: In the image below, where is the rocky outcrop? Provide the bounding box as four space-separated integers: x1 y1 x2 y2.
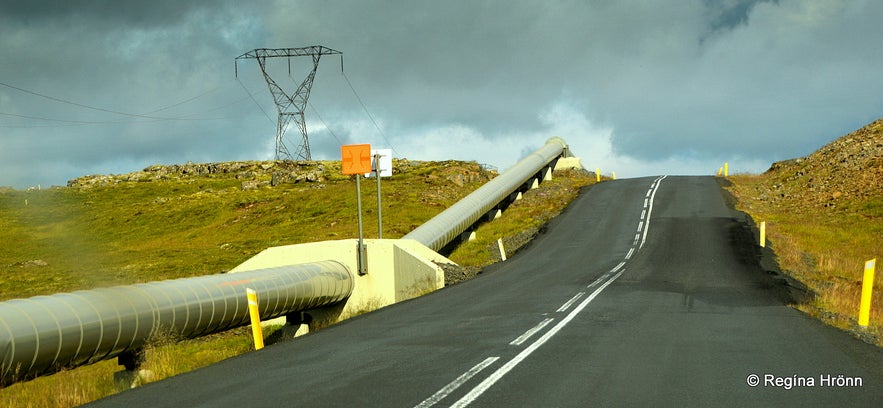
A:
67 160 341 189
66 159 498 191
757 119 883 211
8 259 49 268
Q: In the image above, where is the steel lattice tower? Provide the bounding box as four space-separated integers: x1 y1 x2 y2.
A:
235 46 342 161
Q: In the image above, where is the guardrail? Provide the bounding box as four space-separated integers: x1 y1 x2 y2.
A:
404 137 569 252
0 261 352 384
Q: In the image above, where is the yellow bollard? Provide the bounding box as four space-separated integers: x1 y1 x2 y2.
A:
858 259 876 328
612 171 617 180
759 221 766 248
595 168 601 183
246 288 265 350
724 162 729 177
717 167 723 177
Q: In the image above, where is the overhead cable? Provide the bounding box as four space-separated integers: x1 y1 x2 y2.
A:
341 71 400 157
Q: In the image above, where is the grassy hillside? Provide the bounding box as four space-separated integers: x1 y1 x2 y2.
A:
725 119 883 345
0 159 500 300
0 158 594 406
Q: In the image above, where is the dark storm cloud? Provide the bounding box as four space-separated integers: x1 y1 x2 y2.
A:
262 0 562 134
263 0 881 167
0 0 272 187
0 0 220 26
705 0 775 33
1 0 881 187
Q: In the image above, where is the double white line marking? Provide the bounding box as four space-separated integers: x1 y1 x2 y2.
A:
416 176 667 407
510 317 556 345
414 357 500 408
640 175 666 248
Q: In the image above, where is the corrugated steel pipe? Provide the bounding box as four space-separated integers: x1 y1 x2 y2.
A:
0 260 352 384
403 137 569 252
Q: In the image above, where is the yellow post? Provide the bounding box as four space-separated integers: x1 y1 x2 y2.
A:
246 288 265 349
759 221 766 248
858 259 876 328
612 171 617 180
595 168 601 182
717 167 723 177
724 162 729 177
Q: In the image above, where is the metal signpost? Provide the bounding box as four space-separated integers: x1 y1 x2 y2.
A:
367 149 393 239
341 144 372 275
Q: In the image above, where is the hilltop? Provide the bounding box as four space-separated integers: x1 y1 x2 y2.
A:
65 159 493 190
751 118 883 212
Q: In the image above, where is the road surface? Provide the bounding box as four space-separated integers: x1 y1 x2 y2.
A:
88 176 883 407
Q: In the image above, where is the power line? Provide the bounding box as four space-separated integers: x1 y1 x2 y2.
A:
308 101 344 145
0 80 183 120
174 94 252 117
0 80 241 127
0 111 103 126
0 117 88 129
236 77 275 125
0 98 243 128
341 71 400 157
0 110 223 128
142 86 219 115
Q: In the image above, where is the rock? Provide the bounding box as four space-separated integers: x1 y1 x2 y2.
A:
436 261 481 286
295 171 321 183
18 259 49 268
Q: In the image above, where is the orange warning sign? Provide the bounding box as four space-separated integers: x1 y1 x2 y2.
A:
341 144 372 175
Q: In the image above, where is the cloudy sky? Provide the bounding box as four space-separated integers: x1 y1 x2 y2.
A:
1 0 881 188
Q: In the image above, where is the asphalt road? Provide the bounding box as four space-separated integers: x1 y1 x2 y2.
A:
88 176 883 407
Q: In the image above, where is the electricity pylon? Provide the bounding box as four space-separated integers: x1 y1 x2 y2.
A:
235 46 342 161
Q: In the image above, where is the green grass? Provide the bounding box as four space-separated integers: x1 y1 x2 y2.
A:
0 161 489 300
448 169 595 266
0 160 594 406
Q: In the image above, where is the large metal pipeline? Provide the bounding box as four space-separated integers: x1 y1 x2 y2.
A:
403 137 570 252
0 261 352 384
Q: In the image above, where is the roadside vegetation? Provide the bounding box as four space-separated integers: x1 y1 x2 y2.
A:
725 119 883 346
447 168 593 268
0 159 594 406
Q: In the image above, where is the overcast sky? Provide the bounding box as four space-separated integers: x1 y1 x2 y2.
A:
1 0 881 188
